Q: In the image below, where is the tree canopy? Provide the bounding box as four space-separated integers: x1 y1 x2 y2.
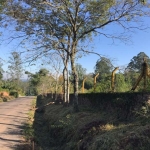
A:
126 52 150 72
7 52 23 81
95 57 113 75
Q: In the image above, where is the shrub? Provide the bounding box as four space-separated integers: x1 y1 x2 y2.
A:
9 91 19 98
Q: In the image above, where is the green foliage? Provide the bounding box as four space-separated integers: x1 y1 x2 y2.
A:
49 113 76 147
88 124 150 150
0 0 5 12
26 68 55 95
3 0 150 106
95 80 111 93
70 92 150 120
2 80 15 90
91 74 111 92
0 61 4 80
126 52 150 72
23 123 34 142
6 52 23 93
84 74 93 90
95 57 113 75
23 99 36 143
85 52 150 93
8 52 23 80
38 68 49 76
9 91 19 98
115 73 130 92
70 63 87 89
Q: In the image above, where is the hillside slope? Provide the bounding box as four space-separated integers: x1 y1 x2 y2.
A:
33 96 150 150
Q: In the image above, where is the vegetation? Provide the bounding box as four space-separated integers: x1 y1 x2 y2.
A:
1 0 150 110
126 52 150 72
70 63 87 90
20 98 41 150
25 68 63 96
0 51 149 99
95 57 113 80
30 95 150 150
0 1 149 148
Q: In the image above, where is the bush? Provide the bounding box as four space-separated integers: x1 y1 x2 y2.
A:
9 91 19 98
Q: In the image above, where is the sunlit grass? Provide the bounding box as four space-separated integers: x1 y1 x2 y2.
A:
23 98 36 141
100 123 116 131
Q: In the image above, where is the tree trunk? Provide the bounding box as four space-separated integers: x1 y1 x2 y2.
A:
63 56 69 104
67 68 70 103
63 67 67 103
54 81 58 101
70 53 79 112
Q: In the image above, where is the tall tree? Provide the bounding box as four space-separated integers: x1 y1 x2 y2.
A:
7 52 23 90
0 61 4 80
94 57 113 82
95 57 113 75
126 52 150 72
42 54 63 100
25 68 54 95
2 0 150 110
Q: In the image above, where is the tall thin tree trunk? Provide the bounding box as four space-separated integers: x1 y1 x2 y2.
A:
63 66 69 104
55 80 58 101
63 67 67 103
63 54 69 104
70 53 79 112
67 69 69 103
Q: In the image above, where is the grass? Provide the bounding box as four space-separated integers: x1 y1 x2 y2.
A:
32 96 150 150
23 99 35 142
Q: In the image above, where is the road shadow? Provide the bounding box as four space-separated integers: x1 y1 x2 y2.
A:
0 97 36 149
0 114 27 119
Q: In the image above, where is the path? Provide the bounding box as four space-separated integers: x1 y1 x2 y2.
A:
0 96 35 150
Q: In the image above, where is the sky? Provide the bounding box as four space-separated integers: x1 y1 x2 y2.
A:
77 26 150 73
0 16 150 76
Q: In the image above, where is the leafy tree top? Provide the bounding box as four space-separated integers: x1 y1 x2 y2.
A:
126 52 150 72
7 51 23 80
95 57 113 75
1 0 150 61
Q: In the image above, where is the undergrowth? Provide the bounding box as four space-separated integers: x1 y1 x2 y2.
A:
23 99 36 141
33 96 150 150
22 98 42 150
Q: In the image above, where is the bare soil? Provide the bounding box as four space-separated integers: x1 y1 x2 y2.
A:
0 96 35 150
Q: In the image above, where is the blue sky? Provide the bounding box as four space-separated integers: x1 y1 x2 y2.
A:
77 25 150 73
0 17 150 75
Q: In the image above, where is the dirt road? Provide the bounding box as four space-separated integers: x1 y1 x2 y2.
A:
0 96 35 150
